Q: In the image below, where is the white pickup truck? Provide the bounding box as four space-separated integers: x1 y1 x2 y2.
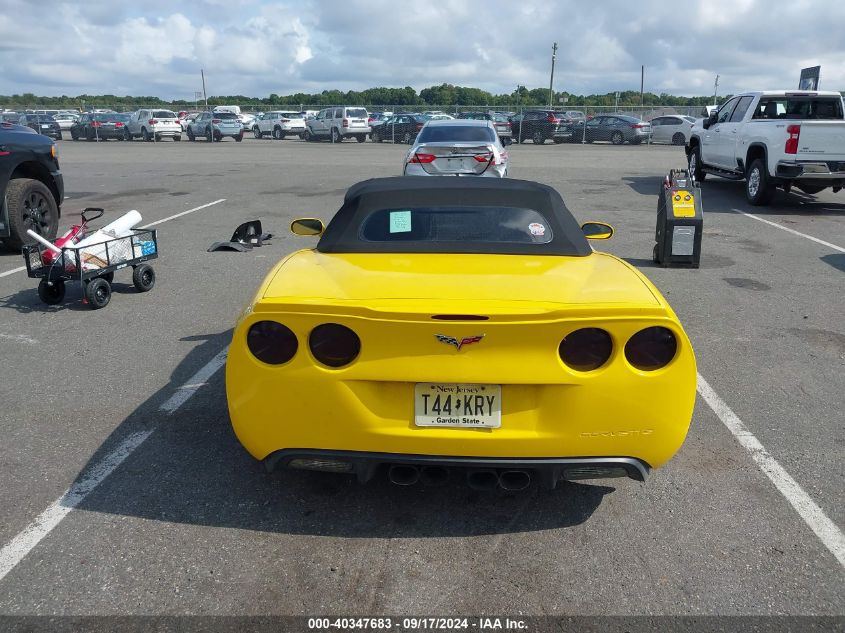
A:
686 91 845 205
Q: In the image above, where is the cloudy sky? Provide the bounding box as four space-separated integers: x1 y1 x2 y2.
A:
1 0 843 100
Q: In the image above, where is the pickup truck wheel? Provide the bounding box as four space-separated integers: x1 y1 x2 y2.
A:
688 145 706 182
38 279 65 305
746 159 775 205
611 130 624 145
672 132 685 146
5 178 59 250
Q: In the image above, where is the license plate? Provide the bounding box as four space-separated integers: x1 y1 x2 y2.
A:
41 124 50 128
414 383 501 428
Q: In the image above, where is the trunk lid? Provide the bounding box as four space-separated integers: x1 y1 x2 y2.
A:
259 251 663 317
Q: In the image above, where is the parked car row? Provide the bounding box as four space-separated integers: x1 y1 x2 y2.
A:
2 106 695 147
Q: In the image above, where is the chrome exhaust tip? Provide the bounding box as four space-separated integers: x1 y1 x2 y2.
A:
419 466 450 487
466 469 499 491
388 464 420 486
499 470 531 491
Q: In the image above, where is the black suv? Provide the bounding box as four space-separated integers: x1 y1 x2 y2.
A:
18 114 63 140
0 123 64 250
510 110 570 144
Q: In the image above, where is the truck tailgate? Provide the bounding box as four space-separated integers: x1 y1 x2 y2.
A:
796 121 845 160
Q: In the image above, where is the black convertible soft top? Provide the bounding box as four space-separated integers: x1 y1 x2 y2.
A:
316 176 592 256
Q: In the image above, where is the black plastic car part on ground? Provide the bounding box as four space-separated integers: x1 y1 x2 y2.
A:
0 123 64 250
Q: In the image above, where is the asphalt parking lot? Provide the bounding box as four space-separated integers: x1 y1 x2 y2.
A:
0 136 843 626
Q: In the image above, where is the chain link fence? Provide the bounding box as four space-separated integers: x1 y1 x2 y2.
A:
1 102 712 119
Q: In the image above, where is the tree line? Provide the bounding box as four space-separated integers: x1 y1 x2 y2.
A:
1 84 730 109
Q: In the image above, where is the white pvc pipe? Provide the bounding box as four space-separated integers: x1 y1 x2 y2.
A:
26 230 62 254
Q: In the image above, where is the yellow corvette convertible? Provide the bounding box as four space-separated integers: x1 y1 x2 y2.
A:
226 177 696 491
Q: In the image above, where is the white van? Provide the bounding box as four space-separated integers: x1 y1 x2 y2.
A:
213 105 241 116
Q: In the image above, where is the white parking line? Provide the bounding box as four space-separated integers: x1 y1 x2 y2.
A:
0 346 229 583
735 210 845 253
0 199 227 279
0 266 26 279
141 198 226 229
697 373 845 568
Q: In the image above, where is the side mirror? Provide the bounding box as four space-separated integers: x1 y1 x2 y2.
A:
290 218 325 236
703 112 717 129
581 221 614 240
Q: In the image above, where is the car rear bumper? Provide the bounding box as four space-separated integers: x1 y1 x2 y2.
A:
404 163 508 177
212 126 243 137
264 448 650 487
151 127 181 137
776 160 845 180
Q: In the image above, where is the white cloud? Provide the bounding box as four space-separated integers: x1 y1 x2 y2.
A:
0 0 842 100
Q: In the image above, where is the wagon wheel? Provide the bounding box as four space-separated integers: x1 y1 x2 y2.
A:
85 278 111 309
37 279 65 305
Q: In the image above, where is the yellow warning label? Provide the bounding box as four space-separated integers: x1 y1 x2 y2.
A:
671 190 696 217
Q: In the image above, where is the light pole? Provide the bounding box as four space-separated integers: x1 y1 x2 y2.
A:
549 42 558 108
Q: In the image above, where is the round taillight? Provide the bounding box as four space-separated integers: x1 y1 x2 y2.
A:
309 323 360 368
246 321 298 365
625 327 677 371
559 328 613 371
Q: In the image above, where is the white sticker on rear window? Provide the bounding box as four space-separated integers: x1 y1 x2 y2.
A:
389 210 412 233
528 222 546 236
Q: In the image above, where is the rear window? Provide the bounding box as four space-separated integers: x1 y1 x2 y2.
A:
416 125 496 143
345 108 367 118
278 112 300 118
153 110 177 118
359 207 553 244
215 112 239 120
752 97 844 120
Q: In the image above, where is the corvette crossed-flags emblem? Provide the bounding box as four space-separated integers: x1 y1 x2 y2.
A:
435 334 485 351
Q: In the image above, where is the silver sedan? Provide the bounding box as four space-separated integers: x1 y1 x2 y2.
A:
403 120 509 178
